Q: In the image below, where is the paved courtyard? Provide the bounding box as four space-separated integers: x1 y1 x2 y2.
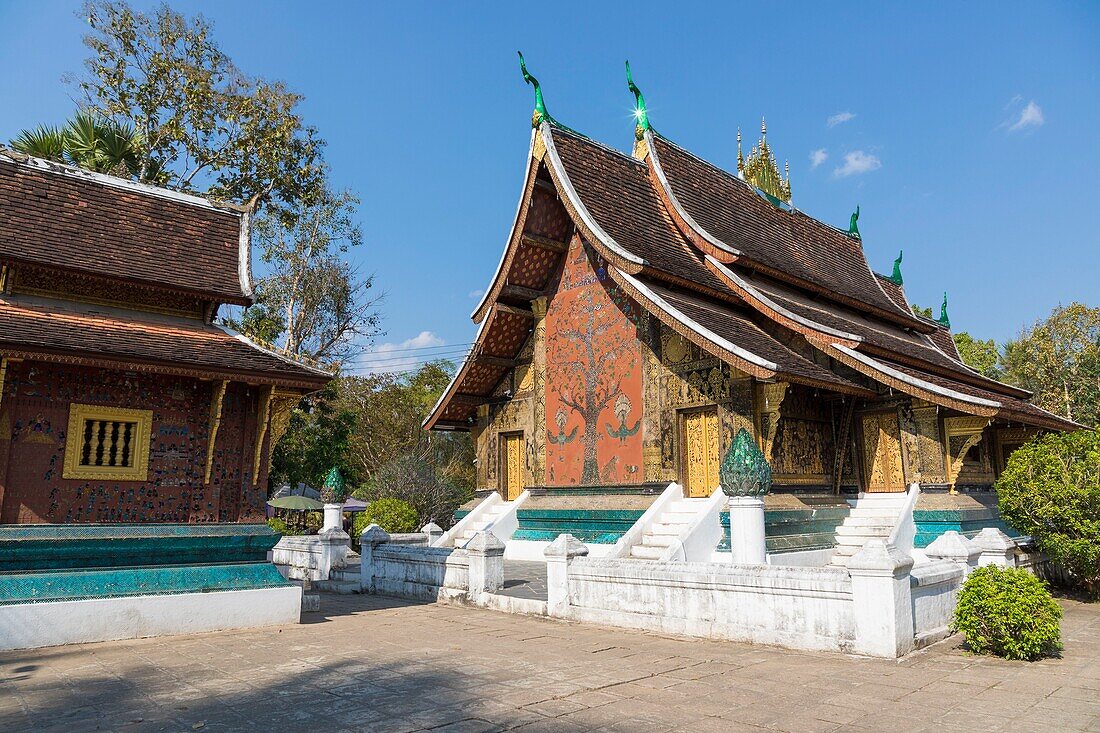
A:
2 595 1098 733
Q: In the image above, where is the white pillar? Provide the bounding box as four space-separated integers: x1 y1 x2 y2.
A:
466 531 506 597
421 522 443 547
358 524 390 593
973 527 1017 567
544 533 588 618
322 502 344 533
848 539 915 658
728 496 767 564
925 530 981 576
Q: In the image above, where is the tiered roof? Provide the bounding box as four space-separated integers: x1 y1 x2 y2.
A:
0 149 330 389
420 64 1078 433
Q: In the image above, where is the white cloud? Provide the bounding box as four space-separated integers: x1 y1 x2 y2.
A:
827 111 856 128
1008 100 1044 132
468 288 484 300
358 330 446 374
809 149 828 169
833 150 881 178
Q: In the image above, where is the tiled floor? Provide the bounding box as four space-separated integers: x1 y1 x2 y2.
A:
1 594 1098 732
498 561 548 601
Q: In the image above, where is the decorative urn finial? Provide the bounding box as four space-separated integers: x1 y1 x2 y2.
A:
625 60 652 138
518 51 550 128
937 292 951 328
719 428 773 497
320 466 346 503
847 205 861 238
888 250 904 285
740 117 792 203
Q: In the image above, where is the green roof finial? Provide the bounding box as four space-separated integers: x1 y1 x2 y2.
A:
625 60 651 137
719 428 773 497
888 249 904 285
320 466 347 503
937 291 951 328
847 205 861 238
518 52 550 128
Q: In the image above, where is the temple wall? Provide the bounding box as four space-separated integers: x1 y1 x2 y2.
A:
0 360 268 524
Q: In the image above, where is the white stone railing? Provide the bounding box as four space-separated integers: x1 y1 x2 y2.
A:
360 526 504 602
662 487 726 562
606 482 681 559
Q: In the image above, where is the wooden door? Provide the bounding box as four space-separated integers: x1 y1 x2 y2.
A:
682 408 720 498
861 411 905 492
500 432 525 501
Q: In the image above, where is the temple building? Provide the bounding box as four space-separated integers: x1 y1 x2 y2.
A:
0 148 330 648
425 60 1078 554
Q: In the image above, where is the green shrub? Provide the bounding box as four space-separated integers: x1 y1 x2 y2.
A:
953 566 1063 660
304 511 323 534
997 431 1100 596
266 517 288 535
355 498 418 535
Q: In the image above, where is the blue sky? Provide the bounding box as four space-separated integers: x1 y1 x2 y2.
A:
2 1 1097 373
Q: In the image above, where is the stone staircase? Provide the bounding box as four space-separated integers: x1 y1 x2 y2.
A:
434 491 528 549
829 493 908 567
449 502 514 548
626 497 714 560
314 551 361 594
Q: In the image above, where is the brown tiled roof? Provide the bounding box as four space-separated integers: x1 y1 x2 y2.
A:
0 152 250 305
0 295 330 389
640 280 869 394
926 323 963 361
650 135 925 327
548 129 729 294
874 272 908 312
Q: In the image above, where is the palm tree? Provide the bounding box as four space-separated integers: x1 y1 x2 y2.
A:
9 112 164 182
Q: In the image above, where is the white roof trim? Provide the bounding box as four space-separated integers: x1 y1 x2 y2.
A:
831 343 1000 409
214 323 334 378
238 205 255 299
422 312 491 429
0 147 240 214
644 130 739 257
705 255 864 343
540 123 646 266
471 129 538 322
615 268 777 371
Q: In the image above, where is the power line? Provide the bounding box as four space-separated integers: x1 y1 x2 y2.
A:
353 341 476 357
352 349 474 366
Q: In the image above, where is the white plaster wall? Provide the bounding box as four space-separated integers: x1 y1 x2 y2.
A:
910 560 964 646
0 586 302 651
371 545 470 601
563 558 857 653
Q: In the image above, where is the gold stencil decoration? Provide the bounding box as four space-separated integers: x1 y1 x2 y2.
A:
862 410 906 492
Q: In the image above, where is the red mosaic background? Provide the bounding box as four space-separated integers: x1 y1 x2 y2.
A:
544 238 644 485
0 361 270 524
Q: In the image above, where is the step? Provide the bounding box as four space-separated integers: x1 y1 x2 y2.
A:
641 534 676 547
669 500 707 512
331 568 361 582
314 580 360 594
629 544 665 560
660 511 697 522
840 516 900 527
835 525 893 538
648 523 685 536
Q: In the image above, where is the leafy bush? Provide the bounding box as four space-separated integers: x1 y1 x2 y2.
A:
266 517 288 535
997 431 1100 595
355 498 418 535
304 511 323 534
953 566 1062 660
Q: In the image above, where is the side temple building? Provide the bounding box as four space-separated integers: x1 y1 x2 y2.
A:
425 66 1077 554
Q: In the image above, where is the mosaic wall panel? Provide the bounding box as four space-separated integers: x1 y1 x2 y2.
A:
899 400 947 484
0 361 266 524
770 385 833 485
544 238 644 485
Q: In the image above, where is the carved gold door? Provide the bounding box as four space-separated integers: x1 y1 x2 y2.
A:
861 411 905 493
682 408 720 498
500 432 525 501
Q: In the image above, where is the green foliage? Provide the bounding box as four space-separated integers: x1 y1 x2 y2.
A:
953 332 1002 379
952 566 1062 660
304 511 323 534
356 498 418 534
270 381 357 492
997 431 1100 595
266 517 287 535
77 0 325 219
1001 303 1100 427
911 303 933 319
10 111 152 179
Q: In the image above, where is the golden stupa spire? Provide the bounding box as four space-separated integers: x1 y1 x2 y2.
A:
738 116 792 203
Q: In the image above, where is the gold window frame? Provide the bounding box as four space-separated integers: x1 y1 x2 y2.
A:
63 404 153 482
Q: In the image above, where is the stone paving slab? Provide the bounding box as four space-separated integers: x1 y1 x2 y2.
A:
0 595 1097 732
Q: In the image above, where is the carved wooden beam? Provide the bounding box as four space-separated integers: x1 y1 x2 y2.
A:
452 393 487 405
755 381 789 464
521 234 568 253
832 397 856 494
0 358 7 413
251 385 275 485
204 380 229 485
500 284 544 302
493 303 535 319
474 355 516 369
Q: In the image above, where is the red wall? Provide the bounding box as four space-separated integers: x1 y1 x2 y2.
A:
544 239 644 485
0 361 269 524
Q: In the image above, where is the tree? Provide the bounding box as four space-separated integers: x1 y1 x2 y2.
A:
1001 303 1100 426
911 303 933 319
10 111 153 179
270 381 357 492
997 431 1100 596
953 332 1002 379
74 0 325 218
236 187 381 363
